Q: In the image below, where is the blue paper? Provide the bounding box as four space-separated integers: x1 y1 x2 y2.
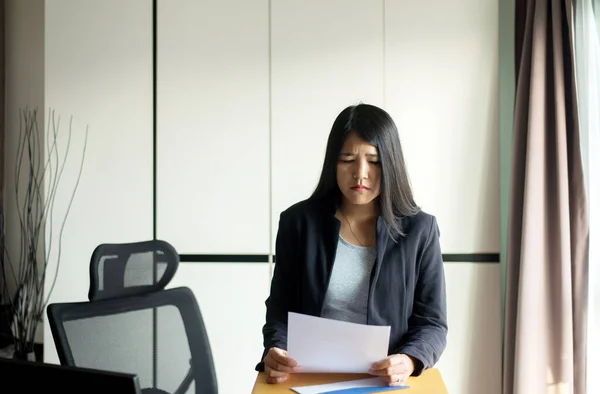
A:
319 386 410 393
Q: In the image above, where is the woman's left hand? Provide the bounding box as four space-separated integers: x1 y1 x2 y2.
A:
369 354 415 386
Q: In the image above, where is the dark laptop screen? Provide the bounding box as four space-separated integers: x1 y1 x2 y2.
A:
0 358 142 394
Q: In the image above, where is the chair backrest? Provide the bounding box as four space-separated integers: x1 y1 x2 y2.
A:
47 240 218 394
88 240 178 301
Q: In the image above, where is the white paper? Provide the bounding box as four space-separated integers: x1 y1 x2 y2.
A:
287 312 391 373
291 377 388 394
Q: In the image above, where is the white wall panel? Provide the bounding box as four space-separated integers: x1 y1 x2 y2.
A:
42 0 153 362
271 0 384 251
157 0 270 254
385 0 500 253
437 264 502 394
168 264 271 394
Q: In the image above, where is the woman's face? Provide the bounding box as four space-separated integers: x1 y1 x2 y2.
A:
336 131 382 206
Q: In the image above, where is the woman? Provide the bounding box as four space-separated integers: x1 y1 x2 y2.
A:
256 103 447 387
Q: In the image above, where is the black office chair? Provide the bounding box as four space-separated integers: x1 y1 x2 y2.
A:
47 240 218 394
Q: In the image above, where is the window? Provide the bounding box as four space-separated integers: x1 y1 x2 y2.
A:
574 1 600 392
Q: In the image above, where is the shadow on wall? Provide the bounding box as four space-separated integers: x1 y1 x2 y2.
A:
477 62 500 252
466 266 502 394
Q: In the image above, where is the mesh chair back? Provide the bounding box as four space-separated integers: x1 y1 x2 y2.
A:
88 240 178 301
47 240 217 394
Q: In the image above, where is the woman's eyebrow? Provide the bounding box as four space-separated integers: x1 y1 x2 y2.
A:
339 152 379 157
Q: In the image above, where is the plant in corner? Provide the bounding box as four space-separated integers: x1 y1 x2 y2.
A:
0 107 88 361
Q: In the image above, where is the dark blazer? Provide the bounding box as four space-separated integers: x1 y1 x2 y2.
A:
256 196 448 375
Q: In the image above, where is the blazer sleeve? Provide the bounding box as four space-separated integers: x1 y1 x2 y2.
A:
255 211 298 372
395 216 448 375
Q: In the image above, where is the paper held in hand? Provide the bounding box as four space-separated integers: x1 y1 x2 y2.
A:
287 312 391 373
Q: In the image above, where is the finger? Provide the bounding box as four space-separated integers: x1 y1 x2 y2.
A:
384 373 408 386
370 354 403 370
269 348 299 368
266 361 297 374
266 375 288 384
270 348 299 367
264 364 289 377
368 364 409 377
264 355 299 373
391 373 409 386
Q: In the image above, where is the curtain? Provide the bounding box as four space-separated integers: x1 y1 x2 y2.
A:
0 0 5 202
503 0 589 394
0 0 6 302
574 0 600 393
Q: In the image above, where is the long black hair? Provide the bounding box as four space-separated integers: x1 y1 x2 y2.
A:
311 103 420 239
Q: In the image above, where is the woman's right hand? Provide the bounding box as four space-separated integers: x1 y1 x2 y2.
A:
263 347 300 384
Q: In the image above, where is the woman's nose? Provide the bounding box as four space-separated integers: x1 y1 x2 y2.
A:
353 160 368 180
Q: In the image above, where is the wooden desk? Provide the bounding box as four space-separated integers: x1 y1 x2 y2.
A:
251 368 448 393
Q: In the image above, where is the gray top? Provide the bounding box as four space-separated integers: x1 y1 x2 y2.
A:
320 236 377 324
